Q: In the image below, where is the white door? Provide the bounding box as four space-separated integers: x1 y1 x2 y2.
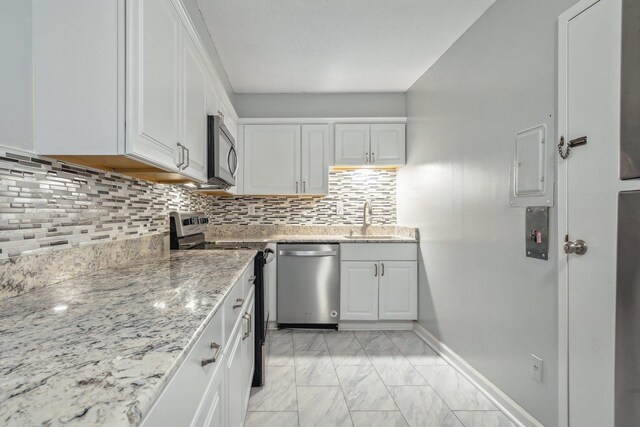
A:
301 124 330 195
559 0 633 425
226 327 243 427
127 0 181 170
378 261 417 320
244 125 301 195
370 124 406 166
180 27 207 182
340 261 379 321
335 124 370 166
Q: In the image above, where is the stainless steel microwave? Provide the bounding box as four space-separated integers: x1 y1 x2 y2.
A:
207 115 237 188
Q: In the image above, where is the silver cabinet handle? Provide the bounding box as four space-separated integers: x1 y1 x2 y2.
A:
278 250 338 257
365 152 370 164
176 143 185 168
248 275 256 284
371 152 375 164
374 263 378 277
303 181 306 193
233 297 244 309
184 146 190 170
201 342 222 366
242 313 252 340
381 262 384 276
296 181 299 193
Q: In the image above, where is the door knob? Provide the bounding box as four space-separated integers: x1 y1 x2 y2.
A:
563 239 587 255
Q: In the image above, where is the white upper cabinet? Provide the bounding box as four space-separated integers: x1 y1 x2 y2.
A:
243 124 329 195
301 124 330 195
334 124 370 166
127 0 182 171
334 123 405 167
179 26 208 182
244 125 301 195
370 124 406 166
32 0 238 183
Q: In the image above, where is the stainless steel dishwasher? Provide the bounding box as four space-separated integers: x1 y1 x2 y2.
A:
277 243 340 328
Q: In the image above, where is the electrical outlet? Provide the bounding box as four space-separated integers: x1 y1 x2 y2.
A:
531 354 543 382
248 205 257 215
336 201 344 215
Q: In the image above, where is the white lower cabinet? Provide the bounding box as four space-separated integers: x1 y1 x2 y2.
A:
340 262 379 321
378 261 418 320
340 244 418 321
141 263 255 427
226 323 244 427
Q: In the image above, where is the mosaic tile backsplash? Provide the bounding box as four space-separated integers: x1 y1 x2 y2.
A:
0 150 396 259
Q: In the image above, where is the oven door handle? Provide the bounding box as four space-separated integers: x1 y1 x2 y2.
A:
264 248 276 263
278 250 337 257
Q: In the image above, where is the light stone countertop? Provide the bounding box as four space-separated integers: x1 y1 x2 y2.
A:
212 234 418 244
0 249 257 427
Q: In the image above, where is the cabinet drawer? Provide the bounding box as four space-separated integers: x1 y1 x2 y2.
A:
141 309 224 427
224 279 244 340
340 243 417 261
242 261 255 297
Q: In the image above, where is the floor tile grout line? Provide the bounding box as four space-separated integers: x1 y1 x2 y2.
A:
353 331 412 427
406 330 499 420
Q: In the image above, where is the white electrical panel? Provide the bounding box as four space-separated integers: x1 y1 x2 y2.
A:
509 124 554 207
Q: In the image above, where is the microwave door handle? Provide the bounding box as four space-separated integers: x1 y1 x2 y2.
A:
229 146 239 178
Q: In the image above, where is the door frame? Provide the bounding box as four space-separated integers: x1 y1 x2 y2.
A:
556 1 611 426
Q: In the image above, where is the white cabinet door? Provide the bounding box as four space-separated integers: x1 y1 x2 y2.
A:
180 27 207 182
340 262 379 321
193 366 226 427
301 124 330 195
370 124 405 166
244 125 301 195
378 261 417 320
127 0 181 170
226 327 243 427
334 124 370 166
241 296 255 420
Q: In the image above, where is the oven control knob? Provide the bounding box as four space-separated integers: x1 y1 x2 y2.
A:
330 310 338 318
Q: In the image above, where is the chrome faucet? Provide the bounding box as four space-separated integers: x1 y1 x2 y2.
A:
363 201 373 229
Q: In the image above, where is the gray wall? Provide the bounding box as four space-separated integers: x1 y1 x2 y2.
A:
397 0 579 425
233 93 406 118
0 0 33 151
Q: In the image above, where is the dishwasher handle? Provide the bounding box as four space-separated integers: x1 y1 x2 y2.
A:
278 250 338 257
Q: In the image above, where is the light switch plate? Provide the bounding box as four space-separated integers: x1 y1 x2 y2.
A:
336 201 344 215
248 205 257 215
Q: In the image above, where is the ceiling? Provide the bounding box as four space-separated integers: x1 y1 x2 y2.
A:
196 0 495 94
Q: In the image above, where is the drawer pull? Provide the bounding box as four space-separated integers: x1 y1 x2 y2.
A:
248 275 256 284
243 313 252 340
201 342 222 367
233 298 244 309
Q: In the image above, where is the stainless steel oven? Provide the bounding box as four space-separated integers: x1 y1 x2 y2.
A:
207 114 237 188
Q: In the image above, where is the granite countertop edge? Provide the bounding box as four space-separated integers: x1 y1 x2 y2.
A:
0 250 258 427
134 250 257 424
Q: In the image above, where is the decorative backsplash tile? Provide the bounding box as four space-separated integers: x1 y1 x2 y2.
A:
200 169 396 226
0 150 396 259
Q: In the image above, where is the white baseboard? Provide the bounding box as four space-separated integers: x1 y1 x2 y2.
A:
339 320 413 330
412 322 544 427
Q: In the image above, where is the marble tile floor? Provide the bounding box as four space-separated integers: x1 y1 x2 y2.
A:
245 329 517 427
